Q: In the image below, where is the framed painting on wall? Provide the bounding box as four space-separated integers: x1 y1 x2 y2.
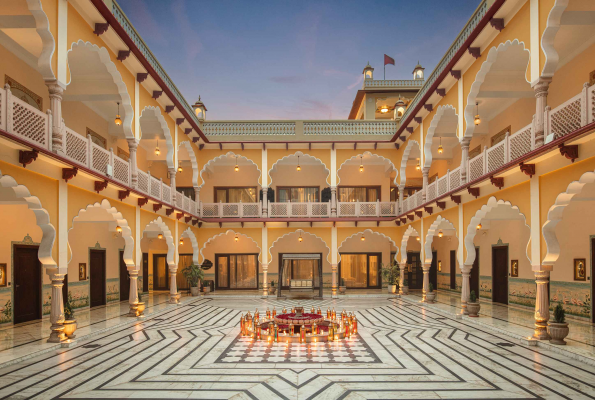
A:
79 263 87 281
510 260 519 277
0 264 6 287
574 258 586 281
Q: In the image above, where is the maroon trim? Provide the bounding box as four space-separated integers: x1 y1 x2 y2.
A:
559 144 578 163
424 104 433 112
414 117 422 124
490 176 504 189
62 167 78 182
138 197 149 207
118 189 131 200
184 128 192 135
199 216 397 223
490 18 504 31
19 149 38 168
424 206 433 215
176 118 184 126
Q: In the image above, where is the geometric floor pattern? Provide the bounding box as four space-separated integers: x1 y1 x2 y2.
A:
0 297 593 399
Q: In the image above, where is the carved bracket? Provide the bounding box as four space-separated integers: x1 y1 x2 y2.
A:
198 143 205 149
423 104 433 112
436 201 446 211
395 220 401 226
424 206 433 215
519 162 535 178
414 117 422 124
165 105 175 113
490 176 504 189
94 180 108 193
176 118 185 125
450 195 461 204
198 221 203 228
176 212 184 220
118 190 130 201
62 167 78 182
450 70 461 80
399 135 406 141
153 203 163 213
138 197 149 207
152 90 163 100
185 216 192 223
117 50 130 61
436 88 446 97
490 18 504 31
193 137 200 143
399 217 406 224
406 127 413 133
467 187 480 198
94 23 109 36
559 144 578 163
165 208 174 217
184 128 192 135
415 210 423 218
137 73 148 83
19 149 38 168
407 214 414 221
468 47 480 59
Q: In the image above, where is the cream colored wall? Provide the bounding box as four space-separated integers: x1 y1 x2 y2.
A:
337 164 393 201
270 164 329 199
431 234 459 272
268 232 330 277
61 101 109 142
147 161 171 185
140 237 168 290
548 42 595 109
200 165 261 203
197 150 263 186
338 234 397 283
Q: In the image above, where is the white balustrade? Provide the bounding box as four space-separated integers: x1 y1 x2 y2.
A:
448 167 459 192
303 121 397 135
161 184 171 204
364 79 425 88
137 170 149 194
545 83 592 143
509 122 533 161
427 181 436 202
5 86 51 150
203 121 295 136
199 201 263 218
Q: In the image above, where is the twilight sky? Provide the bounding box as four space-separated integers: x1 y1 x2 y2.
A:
117 0 480 120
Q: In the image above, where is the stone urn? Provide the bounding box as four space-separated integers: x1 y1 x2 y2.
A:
339 286 346 295
63 319 77 339
190 286 200 296
425 292 436 303
467 302 481 317
388 284 397 294
268 286 276 295
203 286 211 294
136 302 146 316
401 285 409 295
547 322 569 345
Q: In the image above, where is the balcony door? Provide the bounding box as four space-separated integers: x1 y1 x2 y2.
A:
153 254 169 290
407 252 422 289
339 253 381 289
338 186 380 202
277 187 319 203
215 254 259 290
214 187 257 203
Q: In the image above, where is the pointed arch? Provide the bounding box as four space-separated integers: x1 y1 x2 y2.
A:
268 151 330 185
69 199 134 268
424 216 457 264
200 230 261 263
0 169 58 272
400 140 421 187
337 151 398 185
400 225 419 265
180 227 199 265
541 0 569 78
140 106 174 169
424 105 458 169
67 40 134 139
337 229 398 263
26 0 55 81
199 151 262 190
463 39 530 140
268 229 330 263
142 217 175 268
464 196 531 266
178 141 199 187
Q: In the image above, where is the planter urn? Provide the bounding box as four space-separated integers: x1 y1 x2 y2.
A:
467 302 481 317
388 284 396 294
136 302 146 316
190 286 200 296
401 285 409 295
268 287 276 295
547 322 569 345
63 319 77 339
425 292 436 303
339 286 346 295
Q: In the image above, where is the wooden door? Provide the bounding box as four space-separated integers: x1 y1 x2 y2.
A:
592 238 595 323
13 245 41 324
430 251 438 290
62 274 68 306
492 246 508 304
471 247 480 299
142 253 149 292
119 250 129 302
407 252 422 289
90 250 106 307
153 254 169 290
450 250 456 289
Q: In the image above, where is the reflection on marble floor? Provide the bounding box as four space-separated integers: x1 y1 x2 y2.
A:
0 297 593 399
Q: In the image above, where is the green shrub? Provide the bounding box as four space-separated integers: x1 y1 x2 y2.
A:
469 290 477 303
553 303 566 323
340 278 345 286
181 264 204 287
429 282 434 293
64 292 74 320
381 262 400 286
270 280 275 288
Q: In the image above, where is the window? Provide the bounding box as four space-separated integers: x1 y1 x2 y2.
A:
338 186 381 202
86 127 107 149
277 187 319 202
176 254 193 290
339 253 381 288
214 187 257 203
215 254 259 289
5 75 42 110
177 187 195 201
390 187 398 202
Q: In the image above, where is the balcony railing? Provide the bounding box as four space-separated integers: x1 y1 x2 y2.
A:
200 201 262 218
363 79 425 89
338 201 397 217
0 85 197 217
269 202 331 218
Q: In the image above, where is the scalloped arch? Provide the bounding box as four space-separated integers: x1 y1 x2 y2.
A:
463 39 530 140
180 227 199 265
268 229 330 264
542 170 595 268
178 141 199 188
142 217 175 268
199 152 262 190
67 40 134 139
68 199 134 269
424 105 458 169
337 151 398 186
200 230 261 263
268 152 330 186
27 0 55 81
424 216 457 264
464 196 531 266
140 106 174 169
541 0 569 78
0 169 58 272
337 229 398 263
400 140 421 187
400 225 419 265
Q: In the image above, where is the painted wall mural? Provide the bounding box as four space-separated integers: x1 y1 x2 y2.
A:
0 288 11 324
69 280 89 309
107 278 119 303
480 276 492 299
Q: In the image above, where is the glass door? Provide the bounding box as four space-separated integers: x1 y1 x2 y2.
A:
407 252 422 289
215 254 258 290
153 254 169 290
339 253 382 288
281 258 320 289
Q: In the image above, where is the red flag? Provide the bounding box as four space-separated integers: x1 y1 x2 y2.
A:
384 54 395 66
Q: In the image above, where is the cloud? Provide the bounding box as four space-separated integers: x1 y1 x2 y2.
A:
269 76 308 84
347 75 363 90
171 2 203 64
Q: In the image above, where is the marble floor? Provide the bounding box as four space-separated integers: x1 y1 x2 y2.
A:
0 297 593 399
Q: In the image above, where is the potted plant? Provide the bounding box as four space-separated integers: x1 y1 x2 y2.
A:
136 287 146 316
181 264 204 296
268 280 276 295
467 290 480 317
426 282 436 303
63 292 77 339
339 278 347 294
401 277 409 295
381 262 400 294
548 303 569 345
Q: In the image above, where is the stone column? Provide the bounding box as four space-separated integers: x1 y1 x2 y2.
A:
398 185 405 214
169 168 177 191
533 270 551 340
262 263 269 298
460 138 471 184
331 263 338 299
422 263 430 302
47 273 66 343
422 168 429 203
262 187 268 217
169 266 179 304
330 186 337 217
127 139 139 188
194 187 200 203
460 264 472 315
46 82 65 155
533 78 551 148
128 269 140 316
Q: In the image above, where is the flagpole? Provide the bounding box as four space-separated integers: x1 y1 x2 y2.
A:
384 63 385 80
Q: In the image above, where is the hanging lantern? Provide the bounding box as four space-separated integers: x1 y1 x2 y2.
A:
416 158 421 171
114 102 122 126
298 232 303 242
361 234 365 241
296 155 301 172
476 223 482 230
158 233 163 239
416 236 420 241
179 238 184 245
359 156 364 173
474 102 481 126
178 163 183 173
116 225 122 233
234 156 239 172
438 230 443 238
235 234 239 242
155 139 160 156
380 105 389 113
438 137 443 154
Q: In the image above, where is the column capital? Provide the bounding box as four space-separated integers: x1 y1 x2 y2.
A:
532 76 552 94
127 139 139 150
460 137 471 148
422 167 430 176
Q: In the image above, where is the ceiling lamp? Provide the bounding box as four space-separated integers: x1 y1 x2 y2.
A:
179 238 184 245
298 232 303 242
114 102 122 126
438 137 443 154
155 139 160 156
380 106 389 113
297 156 301 172
438 230 443 238
178 163 183 173
361 234 365 241
359 156 364 173
416 158 421 171
416 236 420 241
234 156 239 172
476 223 482 230
116 225 122 233
234 234 239 242
474 102 481 126
158 233 163 239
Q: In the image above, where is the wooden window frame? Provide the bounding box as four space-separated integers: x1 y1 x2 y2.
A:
337 185 381 202
214 253 260 290
338 252 382 289
276 186 320 203
213 186 258 203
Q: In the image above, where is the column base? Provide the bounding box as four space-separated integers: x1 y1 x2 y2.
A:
60 339 77 348
47 325 66 343
169 293 180 304
532 321 551 340
461 301 468 315
128 303 139 316
262 291 269 299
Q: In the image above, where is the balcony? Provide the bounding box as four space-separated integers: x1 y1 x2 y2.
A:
363 79 425 89
0 85 198 217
